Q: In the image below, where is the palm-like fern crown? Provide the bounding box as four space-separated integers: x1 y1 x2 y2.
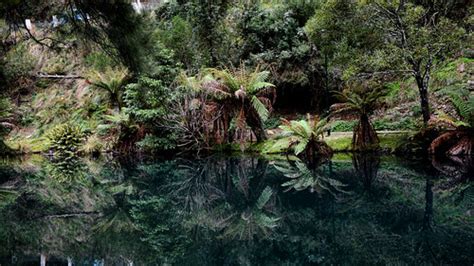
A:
204 66 274 95
177 66 276 122
276 115 329 155
332 79 387 117
89 67 129 94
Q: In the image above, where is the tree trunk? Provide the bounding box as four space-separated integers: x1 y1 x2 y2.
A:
353 114 379 151
415 75 431 125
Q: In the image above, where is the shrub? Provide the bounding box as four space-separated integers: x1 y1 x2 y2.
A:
331 120 356 132
46 123 84 154
2 43 37 83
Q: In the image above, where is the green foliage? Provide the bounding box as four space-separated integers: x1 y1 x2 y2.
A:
332 79 387 117
264 116 281 129
305 0 382 76
46 123 84 154
202 67 275 122
124 77 171 123
446 91 474 127
130 196 190 262
235 2 326 110
154 0 230 67
99 112 137 139
0 97 12 136
81 134 103 155
331 79 387 150
155 15 195 69
123 76 178 151
331 120 356 132
44 155 88 184
372 117 419 131
177 66 276 143
274 159 349 198
136 134 177 152
141 39 181 82
84 51 114 72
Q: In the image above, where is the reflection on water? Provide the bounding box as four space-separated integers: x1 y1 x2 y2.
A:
0 153 473 265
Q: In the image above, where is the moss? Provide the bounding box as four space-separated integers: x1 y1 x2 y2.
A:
326 137 352 152
325 133 410 152
331 152 353 161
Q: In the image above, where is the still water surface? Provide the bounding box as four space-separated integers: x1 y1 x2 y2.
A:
0 153 472 265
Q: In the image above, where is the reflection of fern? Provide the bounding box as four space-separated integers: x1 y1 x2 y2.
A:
221 186 280 240
256 186 273 210
274 160 350 199
451 184 474 208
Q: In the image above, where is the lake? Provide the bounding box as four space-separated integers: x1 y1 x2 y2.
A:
0 153 472 265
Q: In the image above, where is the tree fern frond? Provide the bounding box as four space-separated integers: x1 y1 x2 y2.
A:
251 96 270 121
293 139 309 155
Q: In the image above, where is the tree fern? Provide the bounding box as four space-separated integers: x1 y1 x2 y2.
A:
273 116 330 156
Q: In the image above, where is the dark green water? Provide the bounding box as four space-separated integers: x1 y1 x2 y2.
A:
0 153 472 265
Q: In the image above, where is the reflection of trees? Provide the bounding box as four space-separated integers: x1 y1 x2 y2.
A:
0 155 473 265
168 156 281 241
0 156 150 265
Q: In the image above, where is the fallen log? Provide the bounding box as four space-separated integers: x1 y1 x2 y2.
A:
36 73 83 79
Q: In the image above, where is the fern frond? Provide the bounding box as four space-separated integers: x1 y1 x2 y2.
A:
251 96 269 121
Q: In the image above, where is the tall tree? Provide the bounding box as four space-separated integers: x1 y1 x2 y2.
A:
371 0 466 124
306 0 467 125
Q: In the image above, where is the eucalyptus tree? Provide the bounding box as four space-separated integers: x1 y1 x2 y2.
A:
370 0 466 124
305 0 467 125
1 0 150 72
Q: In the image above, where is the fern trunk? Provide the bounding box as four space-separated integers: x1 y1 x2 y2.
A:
352 114 379 151
301 138 333 167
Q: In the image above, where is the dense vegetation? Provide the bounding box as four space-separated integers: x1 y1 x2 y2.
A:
0 0 472 158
